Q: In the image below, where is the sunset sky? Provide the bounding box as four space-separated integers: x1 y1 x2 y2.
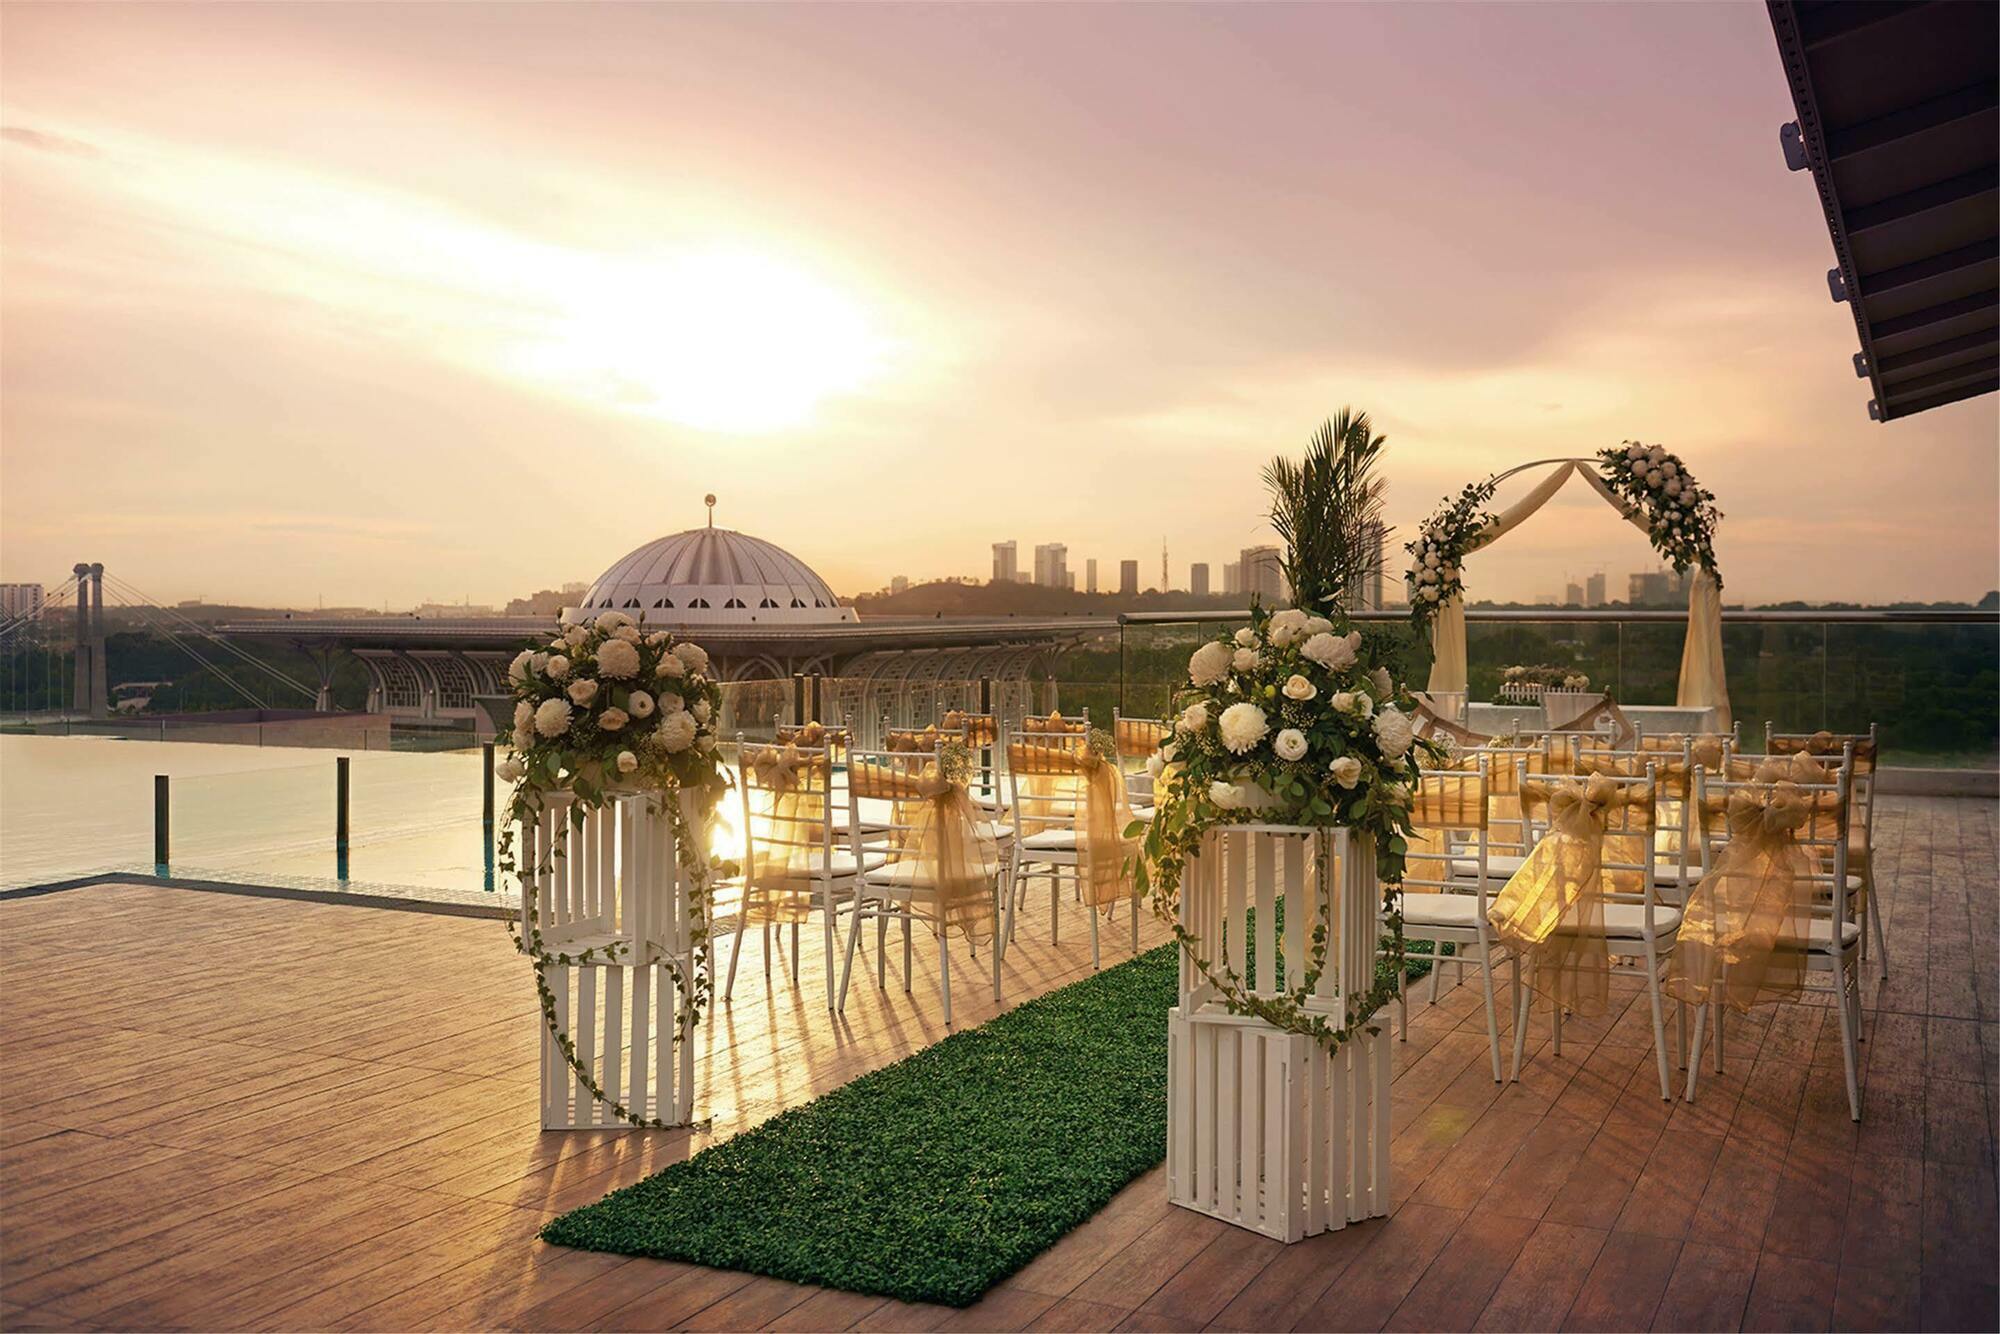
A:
2 1 1994 609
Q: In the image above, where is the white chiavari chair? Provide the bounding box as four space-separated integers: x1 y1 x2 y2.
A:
1767 725 1885 975
1112 711 1171 823
1509 763 1686 1099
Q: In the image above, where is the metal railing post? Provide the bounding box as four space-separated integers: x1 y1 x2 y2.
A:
792 673 806 726
153 774 169 876
482 741 496 893
335 755 351 882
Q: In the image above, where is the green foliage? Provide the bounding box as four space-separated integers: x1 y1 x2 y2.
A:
1263 410 1388 614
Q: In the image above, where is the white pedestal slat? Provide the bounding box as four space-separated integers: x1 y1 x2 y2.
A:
1166 824 1391 1242
527 790 703 1130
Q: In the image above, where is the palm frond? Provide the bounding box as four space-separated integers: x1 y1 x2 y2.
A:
1263 409 1390 612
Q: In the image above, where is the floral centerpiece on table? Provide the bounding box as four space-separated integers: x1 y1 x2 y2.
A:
1137 412 1442 1056
495 609 732 1128
1498 664 1590 701
1595 441 1722 584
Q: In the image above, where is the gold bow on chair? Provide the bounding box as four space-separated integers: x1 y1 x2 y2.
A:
941 711 998 747
1488 773 1654 1016
886 726 944 753
741 744 830 925
849 760 999 944
1008 742 1135 909
1665 777 1825 1013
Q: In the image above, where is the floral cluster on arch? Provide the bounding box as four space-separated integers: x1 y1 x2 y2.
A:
1595 441 1722 585
500 611 731 806
1405 477 1499 633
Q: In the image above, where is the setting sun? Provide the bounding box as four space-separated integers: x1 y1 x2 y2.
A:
527 249 886 433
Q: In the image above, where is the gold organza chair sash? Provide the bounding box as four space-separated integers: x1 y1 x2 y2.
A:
940 711 999 747
1489 774 1655 1016
1007 741 1134 907
1665 777 1828 1013
1772 730 1874 772
775 722 848 753
1113 717 1170 759
740 744 833 925
886 726 951 753
849 760 999 943
1024 712 1087 734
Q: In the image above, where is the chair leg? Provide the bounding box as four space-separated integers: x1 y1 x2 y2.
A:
725 912 745 1001
1684 1001 1708 1102
1050 872 1060 945
1867 878 1890 980
1088 896 1102 971
902 916 913 992
939 923 952 1027
1713 995 1725 1072
1426 951 1443 1005
1643 947 1672 1100
1552 993 1563 1058
992 894 1004 1003
791 921 801 985
823 915 837 1010
1398 952 1409 1041
1832 957 1862 1122
876 913 887 988
1510 960 1531 1082
763 922 772 978
837 905 864 1013
1477 937 1502 1083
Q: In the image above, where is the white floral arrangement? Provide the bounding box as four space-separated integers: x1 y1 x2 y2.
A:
498 611 729 805
494 609 732 1129
1595 441 1722 584
1406 477 1499 632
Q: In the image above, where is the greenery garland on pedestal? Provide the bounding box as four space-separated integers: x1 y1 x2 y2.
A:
493 610 734 1129
1134 414 1443 1055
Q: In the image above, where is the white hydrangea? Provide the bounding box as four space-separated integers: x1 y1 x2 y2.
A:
1267 609 1308 646
672 642 710 675
658 690 687 714
1372 706 1414 759
1302 629 1361 671
597 706 630 731
1282 673 1317 701
1177 701 1211 734
1189 641 1232 686
595 610 634 633
596 638 640 679
533 697 573 738
657 653 687 679
657 710 697 752
1329 755 1362 789
1273 728 1308 762
1218 701 1269 754
614 624 641 644
566 678 599 706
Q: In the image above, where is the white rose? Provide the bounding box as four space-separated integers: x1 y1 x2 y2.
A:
1302 631 1357 671
672 642 710 675
1189 641 1232 686
1146 752 1165 780
1647 445 1666 464
1660 460 1677 478
1423 586 1440 602
1373 707 1414 759
1418 568 1436 585
512 722 533 751
597 706 629 732
596 638 641 679
627 690 655 718
566 678 599 706
1234 627 1257 647
1274 728 1308 762
1232 647 1260 673
1208 780 1238 808
594 610 633 633
508 650 533 684
1331 691 1354 713
658 690 687 714
657 653 687 679
1425 551 1440 568
692 697 712 724
1630 459 1648 476
513 699 534 730
1218 702 1269 754
1370 667 1394 700
1664 478 1682 497
616 750 639 774
1268 609 1308 646
1329 755 1362 789
533 697 573 738
1627 443 1646 460
657 710 697 752
546 654 571 681
530 651 549 676
1178 701 1211 733
614 625 641 644
646 631 668 647
1282 674 1316 701
1352 692 1374 718
1304 616 1334 636
564 626 588 648
1646 469 1663 488
495 757 524 783
1441 564 1457 580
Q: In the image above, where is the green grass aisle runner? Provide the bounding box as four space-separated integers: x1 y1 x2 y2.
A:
544 936 1424 1307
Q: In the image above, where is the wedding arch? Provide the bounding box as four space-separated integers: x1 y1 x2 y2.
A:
1405 442 1731 728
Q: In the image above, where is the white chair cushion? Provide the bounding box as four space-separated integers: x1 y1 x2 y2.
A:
1483 902 1684 938
1130 805 1157 823
773 849 887 880
1021 828 1080 852
1451 854 1528 881
1401 892 1483 928
870 857 1003 894
1779 918 1863 951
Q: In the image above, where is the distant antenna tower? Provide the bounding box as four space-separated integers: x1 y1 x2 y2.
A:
1161 538 1169 592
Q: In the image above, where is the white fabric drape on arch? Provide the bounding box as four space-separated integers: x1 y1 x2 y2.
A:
1424 460 1731 729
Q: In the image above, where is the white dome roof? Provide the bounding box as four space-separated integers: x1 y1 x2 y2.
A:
567 527 856 627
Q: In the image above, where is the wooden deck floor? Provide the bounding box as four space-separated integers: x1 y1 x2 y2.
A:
2 795 1994 1332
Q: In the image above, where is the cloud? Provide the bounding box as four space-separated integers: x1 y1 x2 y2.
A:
0 124 99 157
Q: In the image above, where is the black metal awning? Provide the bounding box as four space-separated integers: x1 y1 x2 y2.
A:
1767 1 1998 421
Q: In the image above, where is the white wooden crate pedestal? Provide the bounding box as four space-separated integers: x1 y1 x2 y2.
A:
523 789 704 1130
1167 824 1391 1242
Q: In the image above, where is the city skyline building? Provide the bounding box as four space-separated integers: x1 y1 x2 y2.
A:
1190 563 1210 597
1 583 45 620
1586 571 1607 608
1119 559 1139 596
991 541 1018 585
1032 542 1069 589
1240 545 1284 603
1565 580 1584 606
1086 558 1098 594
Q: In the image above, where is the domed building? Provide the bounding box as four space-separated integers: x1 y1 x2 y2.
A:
563 523 858 627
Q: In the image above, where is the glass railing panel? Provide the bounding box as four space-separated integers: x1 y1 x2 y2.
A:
1821 621 1999 767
